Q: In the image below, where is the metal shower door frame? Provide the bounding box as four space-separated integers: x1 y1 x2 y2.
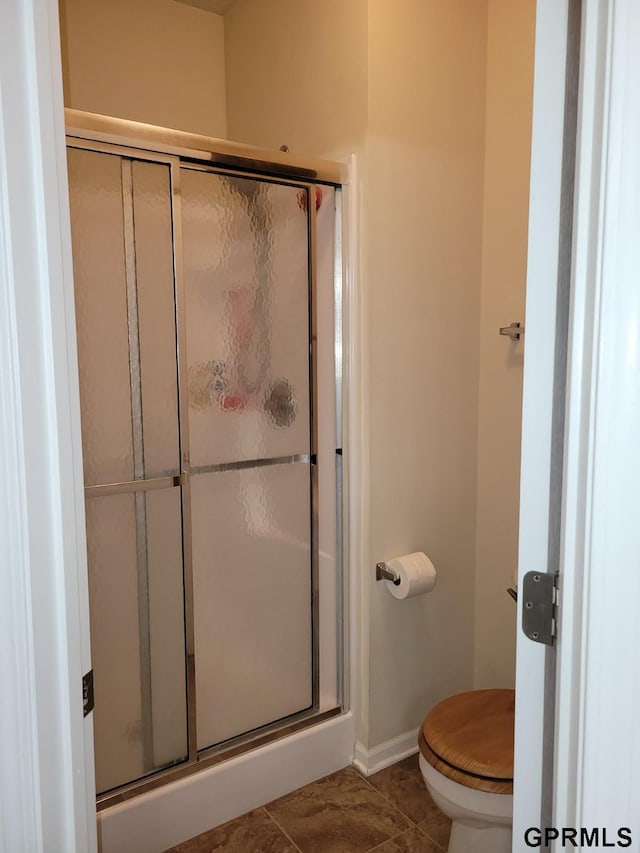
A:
175 158 322 762
66 123 345 809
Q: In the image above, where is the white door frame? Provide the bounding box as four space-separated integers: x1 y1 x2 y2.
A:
554 0 640 835
0 1 96 851
516 0 640 846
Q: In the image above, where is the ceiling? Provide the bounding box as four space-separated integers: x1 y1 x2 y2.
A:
174 0 238 14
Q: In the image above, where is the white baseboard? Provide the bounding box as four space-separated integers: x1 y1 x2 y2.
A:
99 712 355 853
353 729 419 777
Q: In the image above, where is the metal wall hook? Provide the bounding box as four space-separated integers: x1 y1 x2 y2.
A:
499 321 525 341
376 562 401 585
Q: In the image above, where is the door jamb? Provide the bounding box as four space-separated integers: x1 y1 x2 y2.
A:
0 1 96 851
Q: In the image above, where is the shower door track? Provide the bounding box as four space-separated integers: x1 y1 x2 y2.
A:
66 112 347 811
65 109 345 185
97 706 342 809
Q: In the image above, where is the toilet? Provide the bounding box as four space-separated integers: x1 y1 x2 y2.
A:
418 688 515 853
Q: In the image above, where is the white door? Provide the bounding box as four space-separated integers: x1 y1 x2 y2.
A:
513 0 579 846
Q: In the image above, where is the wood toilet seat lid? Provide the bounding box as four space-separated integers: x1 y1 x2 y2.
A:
420 689 515 782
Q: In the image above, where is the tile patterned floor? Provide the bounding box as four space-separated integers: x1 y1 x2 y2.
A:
165 755 451 853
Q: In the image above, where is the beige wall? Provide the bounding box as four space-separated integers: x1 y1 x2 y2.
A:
224 0 368 161
365 0 487 748
473 0 535 688
59 0 227 138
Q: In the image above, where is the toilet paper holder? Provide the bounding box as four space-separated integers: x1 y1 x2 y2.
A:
376 561 401 586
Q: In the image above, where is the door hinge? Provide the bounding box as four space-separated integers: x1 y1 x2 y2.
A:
521 571 559 647
83 669 94 717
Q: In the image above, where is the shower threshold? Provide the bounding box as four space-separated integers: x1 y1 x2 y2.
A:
97 705 343 811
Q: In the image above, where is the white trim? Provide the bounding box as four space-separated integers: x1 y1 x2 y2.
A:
554 0 640 831
99 711 354 853
0 1 96 851
353 731 419 778
0 138 43 853
552 0 610 828
341 153 366 740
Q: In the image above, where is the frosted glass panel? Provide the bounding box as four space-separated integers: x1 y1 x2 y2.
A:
68 150 179 485
68 149 133 485
147 489 188 770
133 161 181 478
181 169 311 467
69 145 330 794
192 463 312 749
86 489 187 794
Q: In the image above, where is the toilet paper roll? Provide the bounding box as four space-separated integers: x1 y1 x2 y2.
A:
385 552 437 600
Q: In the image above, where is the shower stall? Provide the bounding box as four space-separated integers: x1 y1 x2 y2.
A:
65 111 347 808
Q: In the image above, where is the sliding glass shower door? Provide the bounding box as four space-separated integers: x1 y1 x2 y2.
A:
68 149 188 794
181 169 315 750
67 143 331 798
